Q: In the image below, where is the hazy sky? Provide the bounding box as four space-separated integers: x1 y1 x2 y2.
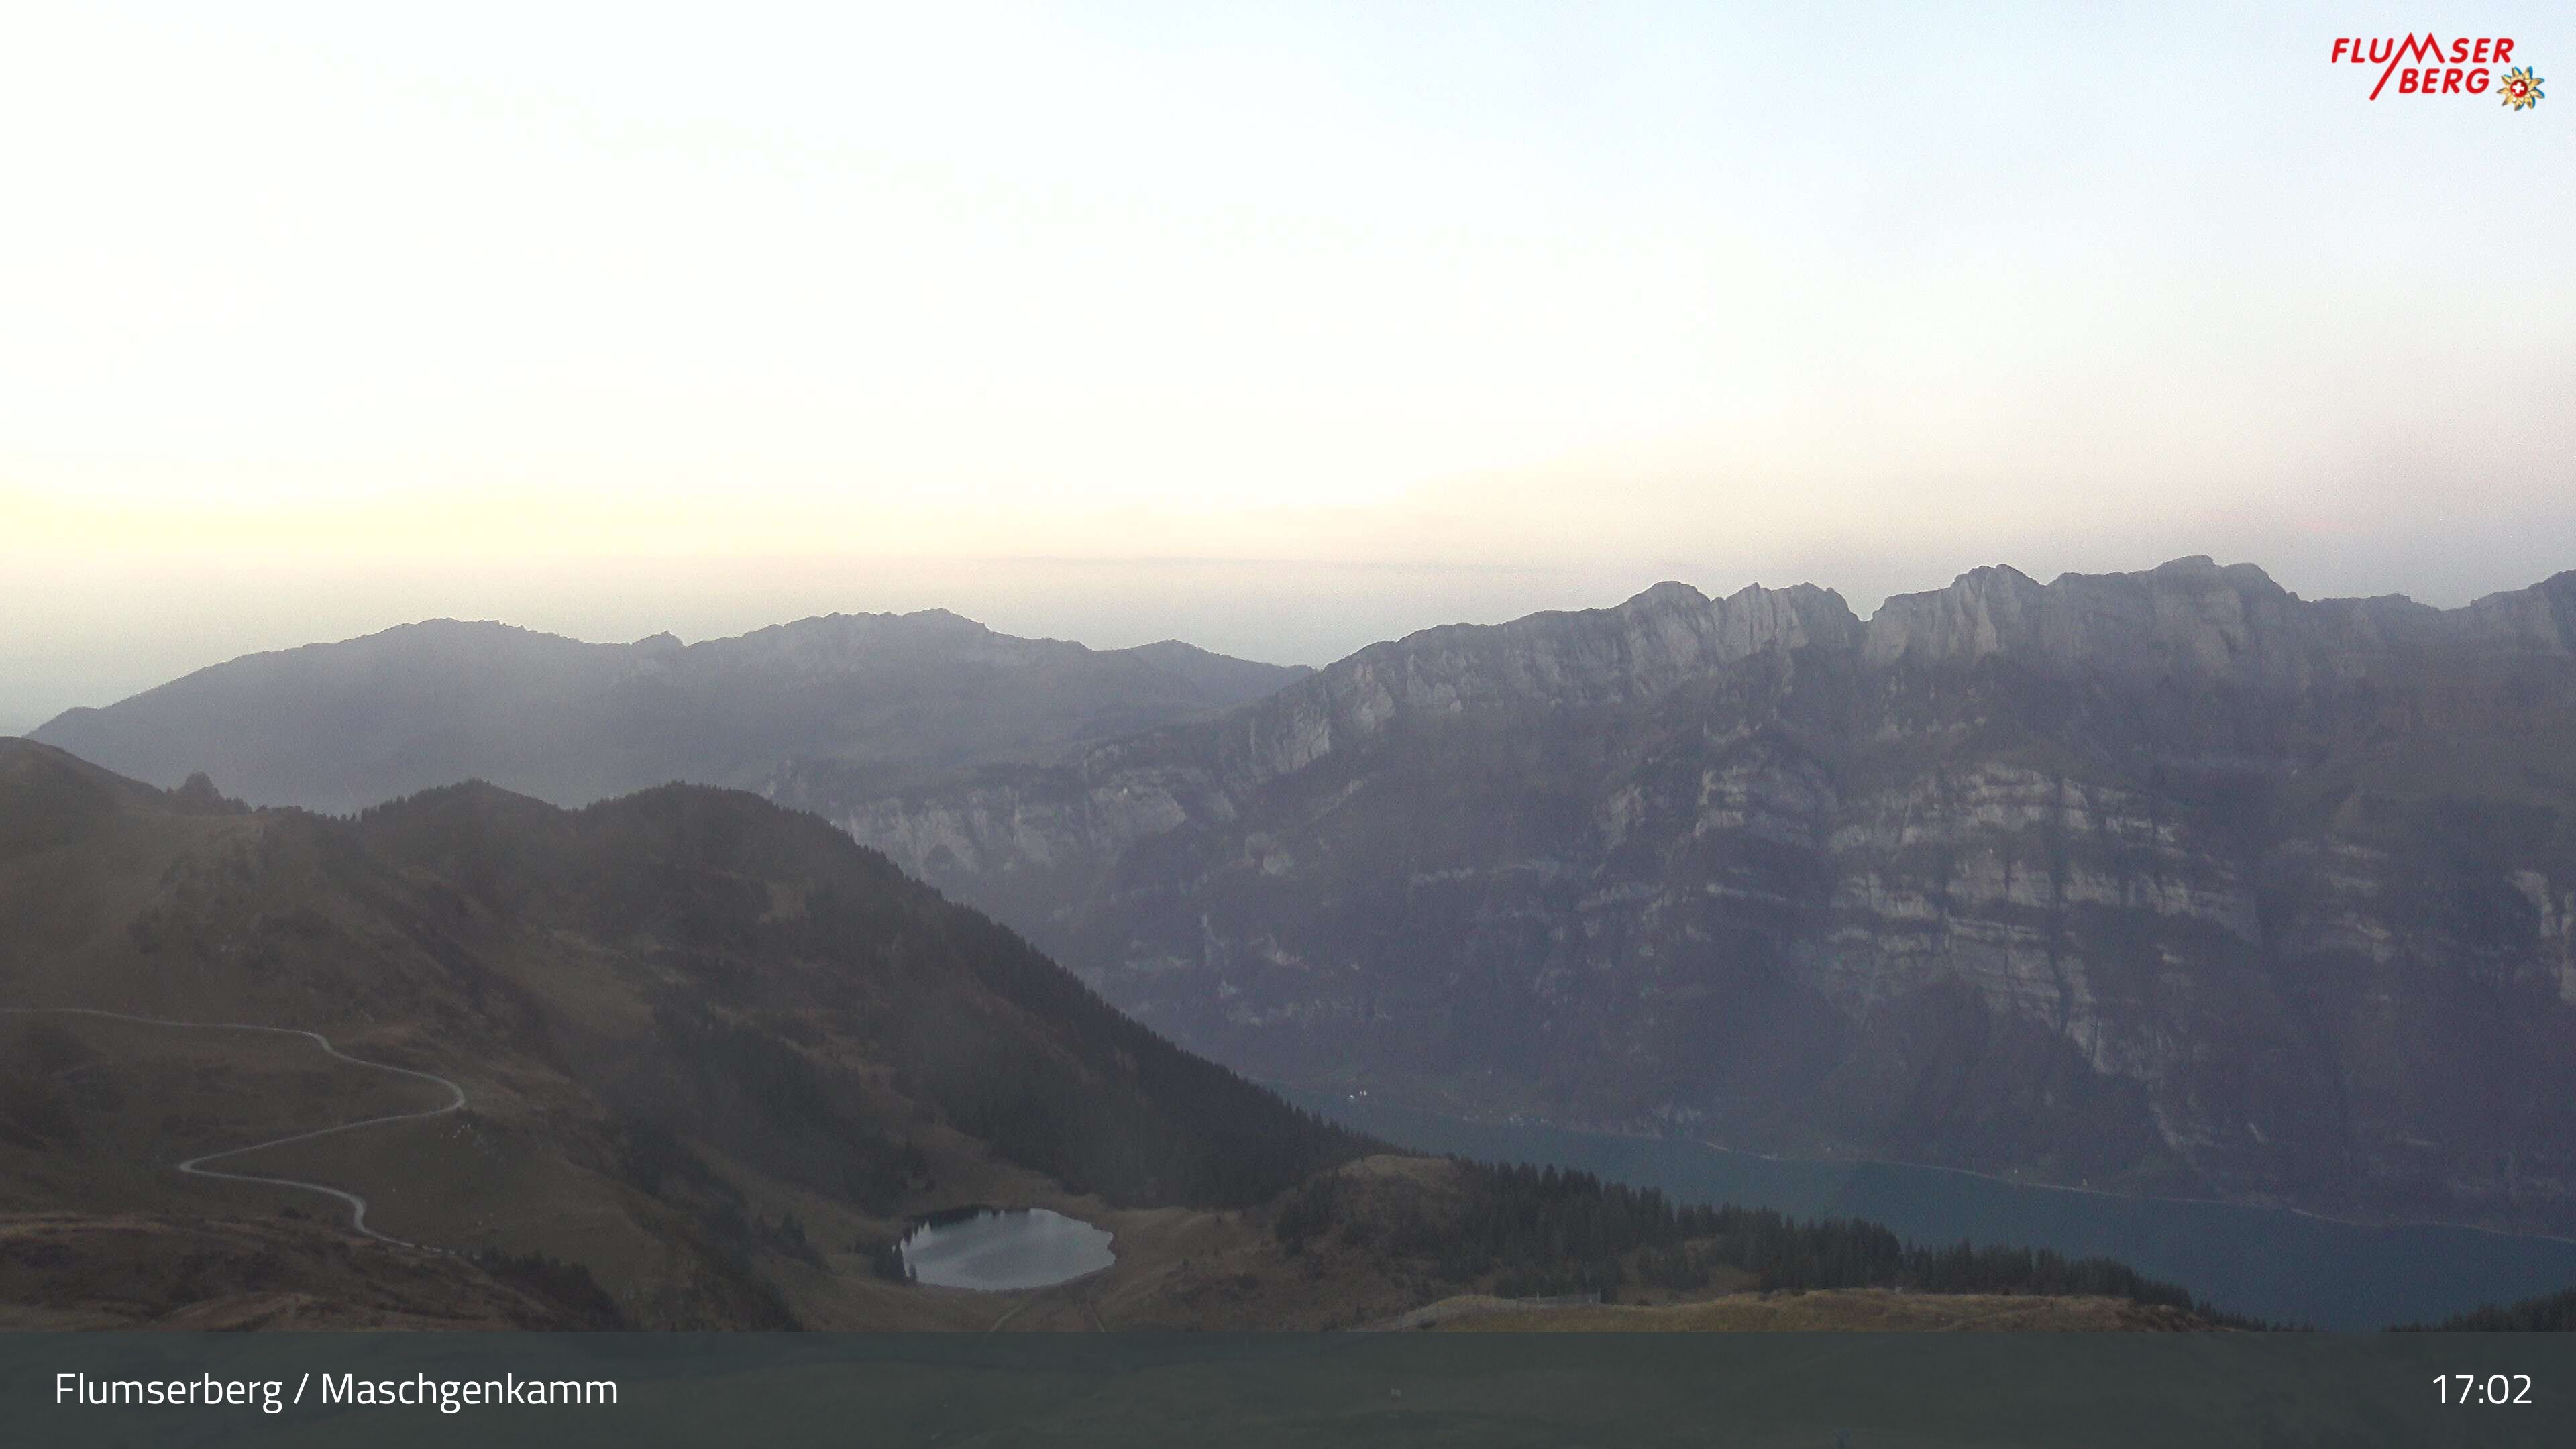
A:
4 2 2571 731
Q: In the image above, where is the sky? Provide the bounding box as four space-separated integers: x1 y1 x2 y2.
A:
3 1 2571 732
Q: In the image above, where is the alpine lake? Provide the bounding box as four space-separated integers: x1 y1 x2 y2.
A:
897 1206 1117 1291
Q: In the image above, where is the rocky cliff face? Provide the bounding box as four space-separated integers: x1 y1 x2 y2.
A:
820 560 2576 1234
1862 557 2576 682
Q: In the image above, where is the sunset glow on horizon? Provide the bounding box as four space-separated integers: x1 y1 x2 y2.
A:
5 1 2571 729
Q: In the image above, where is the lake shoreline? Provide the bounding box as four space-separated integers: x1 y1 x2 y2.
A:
898 1205 1118 1293
1284 1083 2576 1249
1278 1085 2576 1330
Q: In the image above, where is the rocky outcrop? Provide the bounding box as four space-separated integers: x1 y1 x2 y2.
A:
1254 580 1859 769
826 561 2576 1234
1861 556 2576 684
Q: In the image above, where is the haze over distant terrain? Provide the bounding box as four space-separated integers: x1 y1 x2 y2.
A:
40 551 2576 1246
5 5 2571 731
30 608 1306 816
829 557 2576 1238
11 0 2576 1352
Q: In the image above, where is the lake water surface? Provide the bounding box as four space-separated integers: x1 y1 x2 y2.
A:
898 1207 1116 1291
1285 1089 2576 1330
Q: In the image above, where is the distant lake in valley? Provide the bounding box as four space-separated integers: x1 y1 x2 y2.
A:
1284 1089 2576 1330
898 1207 1116 1291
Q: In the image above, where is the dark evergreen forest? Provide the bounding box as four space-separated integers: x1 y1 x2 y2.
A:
1277 1160 2273 1326
2402 1286 2576 1332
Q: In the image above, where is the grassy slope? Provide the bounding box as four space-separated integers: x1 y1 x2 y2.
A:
0 740 1378 1327
0 740 2247 1331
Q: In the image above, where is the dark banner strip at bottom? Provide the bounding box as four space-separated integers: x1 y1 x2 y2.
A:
5 1332 2572 1448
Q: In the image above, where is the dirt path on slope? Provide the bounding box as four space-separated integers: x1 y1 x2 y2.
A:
1 1006 465 1248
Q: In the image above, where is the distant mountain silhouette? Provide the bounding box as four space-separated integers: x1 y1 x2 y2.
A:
30 611 1309 814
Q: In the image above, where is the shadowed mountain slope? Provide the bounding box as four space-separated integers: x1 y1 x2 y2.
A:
0 739 1364 1326
0 740 2246 1331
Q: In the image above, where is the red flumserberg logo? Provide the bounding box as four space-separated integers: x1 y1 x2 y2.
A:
2330 34 2544 107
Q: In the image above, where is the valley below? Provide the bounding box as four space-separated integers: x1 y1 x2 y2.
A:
827 559 2576 1241
0 738 2277 1334
14 553 2576 1336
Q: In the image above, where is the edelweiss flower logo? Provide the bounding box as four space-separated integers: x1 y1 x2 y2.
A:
2500 66 2545 109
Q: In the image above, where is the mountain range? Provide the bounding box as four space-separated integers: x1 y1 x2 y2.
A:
29 610 1307 815
20 557 2576 1244
814 558 2576 1236
0 740 2220 1330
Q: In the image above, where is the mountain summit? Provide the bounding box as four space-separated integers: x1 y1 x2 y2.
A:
824 559 2576 1237
30 611 1309 814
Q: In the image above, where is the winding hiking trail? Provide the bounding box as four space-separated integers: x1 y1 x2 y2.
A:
0 1006 465 1249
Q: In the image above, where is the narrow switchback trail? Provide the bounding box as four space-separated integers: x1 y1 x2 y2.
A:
0 1006 466 1248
